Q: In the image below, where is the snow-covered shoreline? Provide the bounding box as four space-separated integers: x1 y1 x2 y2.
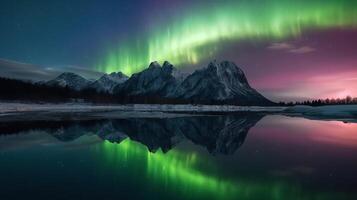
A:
1 103 357 122
0 102 286 114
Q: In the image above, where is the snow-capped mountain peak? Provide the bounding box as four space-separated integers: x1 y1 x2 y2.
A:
88 72 128 93
113 61 183 96
171 60 273 105
163 61 188 82
46 72 92 91
149 61 161 68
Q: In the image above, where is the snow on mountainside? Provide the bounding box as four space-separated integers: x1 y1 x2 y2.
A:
170 61 273 105
46 72 92 91
88 72 128 93
40 60 273 105
111 60 273 105
113 61 183 96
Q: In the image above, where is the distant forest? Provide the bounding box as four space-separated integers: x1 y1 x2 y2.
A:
0 77 115 103
0 77 190 104
1 77 356 106
278 96 357 106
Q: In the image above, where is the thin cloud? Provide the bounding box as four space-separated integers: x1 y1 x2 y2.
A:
267 43 315 54
267 42 294 50
0 58 104 81
289 46 315 54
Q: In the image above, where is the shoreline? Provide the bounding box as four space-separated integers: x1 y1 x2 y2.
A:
0 102 286 114
0 102 357 123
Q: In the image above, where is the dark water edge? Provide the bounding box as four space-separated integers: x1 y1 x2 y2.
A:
0 113 357 200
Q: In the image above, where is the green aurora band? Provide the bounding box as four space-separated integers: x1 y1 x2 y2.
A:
97 0 357 75
98 139 352 200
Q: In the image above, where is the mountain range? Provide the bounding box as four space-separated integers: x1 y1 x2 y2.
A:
41 60 273 105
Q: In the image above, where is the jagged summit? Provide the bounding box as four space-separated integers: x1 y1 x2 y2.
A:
89 72 128 93
46 72 92 91
146 61 175 72
108 71 127 78
162 61 188 81
113 61 180 96
162 60 173 69
57 72 82 79
148 61 161 68
171 60 273 105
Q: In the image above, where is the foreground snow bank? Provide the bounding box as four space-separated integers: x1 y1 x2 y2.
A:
0 102 285 114
285 105 357 118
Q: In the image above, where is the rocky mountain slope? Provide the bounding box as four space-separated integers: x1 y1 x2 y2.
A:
170 61 273 105
88 72 128 93
112 60 273 105
46 72 92 91
113 61 183 96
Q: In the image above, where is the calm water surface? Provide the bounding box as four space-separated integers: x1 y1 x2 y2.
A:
0 114 356 200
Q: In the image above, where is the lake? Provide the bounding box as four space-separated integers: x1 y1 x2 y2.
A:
0 113 356 200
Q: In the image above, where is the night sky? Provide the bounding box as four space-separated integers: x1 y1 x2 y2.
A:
1 0 357 101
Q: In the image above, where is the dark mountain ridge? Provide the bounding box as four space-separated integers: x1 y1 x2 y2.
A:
0 60 275 106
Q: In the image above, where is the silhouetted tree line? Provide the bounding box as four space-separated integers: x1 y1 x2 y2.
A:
278 96 357 106
0 77 116 103
0 77 200 104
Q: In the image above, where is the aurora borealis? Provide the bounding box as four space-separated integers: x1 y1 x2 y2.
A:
96 137 355 200
98 0 357 75
1 0 357 100
2 1 357 198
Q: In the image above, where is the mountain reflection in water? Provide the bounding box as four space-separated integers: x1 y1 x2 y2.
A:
0 114 264 155
0 114 357 200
